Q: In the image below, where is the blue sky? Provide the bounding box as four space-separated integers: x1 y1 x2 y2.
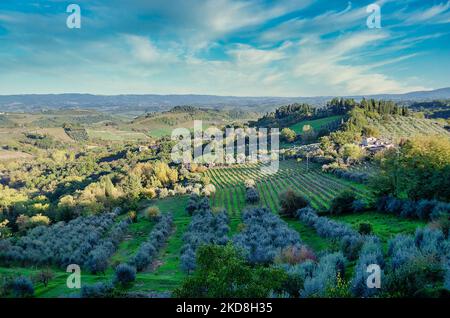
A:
0 0 449 96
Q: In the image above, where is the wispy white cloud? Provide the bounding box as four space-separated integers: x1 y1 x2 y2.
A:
292 31 428 94
124 35 179 64
401 0 450 25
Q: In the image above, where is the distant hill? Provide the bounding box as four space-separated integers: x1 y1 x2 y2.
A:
129 106 259 137
407 99 450 119
1 88 450 113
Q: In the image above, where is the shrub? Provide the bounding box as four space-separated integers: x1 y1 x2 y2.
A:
245 187 260 204
352 199 367 213
202 184 216 197
180 247 196 274
279 190 309 218
30 213 51 227
281 128 297 143
85 248 110 274
384 229 448 297
181 205 229 272
298 207 363 260
329 191 356 215
351 237 384 297
416 199 437 220
276 245 316 265
175 244 287 298
186 195 199 216
10 276 34 298
385 255 443 297
301 252 346 297
81 282 114 298
233 208 301 264
158 188 169 199
145 206 161 221
378 196 450 221
33 269 54 287
114 264 136 286
128 211 137 223
244 179 256 189
278 261 316 297
400 201 416 218
431 202 450 221
358 222 373 235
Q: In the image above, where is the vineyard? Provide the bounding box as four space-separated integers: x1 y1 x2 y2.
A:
205 160 373 215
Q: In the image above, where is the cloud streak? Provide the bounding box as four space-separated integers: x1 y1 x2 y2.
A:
0 0 448 95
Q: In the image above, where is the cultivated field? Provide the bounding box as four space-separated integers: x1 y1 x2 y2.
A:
205 160 372 214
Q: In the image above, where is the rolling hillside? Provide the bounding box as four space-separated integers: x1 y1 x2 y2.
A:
128 106 259 137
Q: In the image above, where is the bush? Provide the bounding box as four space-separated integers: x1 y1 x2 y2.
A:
358 222 373 235
186 195 199 216
128 211 137 223
244 179 256 189
81 282 114 298
202 184 216 197
276 245 316 265
351 236 384 297
145 206 161 221
181 205 229 272
279 190 309 218
233 208 301 264
384 230 448 297
378 196 450 221
298 207 363 260
281 128 297 143
175 244 287 298
33 269 54 287
245 187 260 204
158 188 169 199
301 252 346 297
278 261 316 297
10 276 34 298
352 199 367 213
114 264 136 286
329 191 356 215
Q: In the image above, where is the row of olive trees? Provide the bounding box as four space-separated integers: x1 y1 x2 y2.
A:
181 196 229 273
132 213 174 271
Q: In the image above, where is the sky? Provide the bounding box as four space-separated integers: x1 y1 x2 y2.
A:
0 0 449 96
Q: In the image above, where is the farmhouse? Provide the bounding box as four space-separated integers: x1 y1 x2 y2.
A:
360 137 394 153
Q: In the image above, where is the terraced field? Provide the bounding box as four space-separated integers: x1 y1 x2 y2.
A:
205 160 373 215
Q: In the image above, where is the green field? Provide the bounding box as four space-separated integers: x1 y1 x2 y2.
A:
87 129 150 141
332 212 426 245
289 115 343 134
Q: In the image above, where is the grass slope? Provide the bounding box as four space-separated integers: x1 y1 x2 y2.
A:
289 115 343 134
